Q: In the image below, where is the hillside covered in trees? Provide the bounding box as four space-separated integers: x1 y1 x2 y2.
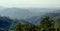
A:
0 16 60 31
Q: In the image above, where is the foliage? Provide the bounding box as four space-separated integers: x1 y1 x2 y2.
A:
0 16 60 31
14 16 60 31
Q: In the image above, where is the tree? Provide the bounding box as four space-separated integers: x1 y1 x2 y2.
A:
40 16 55 31
57 24 60 31
29 25 39 31
15 23 23 31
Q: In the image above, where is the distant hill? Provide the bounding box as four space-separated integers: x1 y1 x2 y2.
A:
0 7 60 19
0 8 36 19
25 10 60 25
0 7 60 31
0 7 60 23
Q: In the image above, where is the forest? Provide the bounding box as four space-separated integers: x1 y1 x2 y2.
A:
0 16 60 31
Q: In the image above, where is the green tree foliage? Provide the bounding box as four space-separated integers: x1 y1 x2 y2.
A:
57 24 60 31
15 23 39 31
0 16 60 31
40 16 55 31
15 23 23 31
14 16 60 31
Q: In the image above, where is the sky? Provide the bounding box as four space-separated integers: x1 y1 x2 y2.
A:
0 0 60 8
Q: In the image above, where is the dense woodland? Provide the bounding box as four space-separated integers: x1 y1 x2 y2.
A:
0 16 60 31
14 16 60 31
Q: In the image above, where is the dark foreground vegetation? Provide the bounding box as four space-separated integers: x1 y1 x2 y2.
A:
0 16 60 31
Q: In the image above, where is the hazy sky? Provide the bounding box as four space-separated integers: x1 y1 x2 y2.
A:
0 0 60 8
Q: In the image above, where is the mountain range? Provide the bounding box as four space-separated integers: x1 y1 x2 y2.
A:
0 7 60 24
0 7 60 31
0 7 60 19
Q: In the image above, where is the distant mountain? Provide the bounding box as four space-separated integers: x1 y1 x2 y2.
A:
0 8 36 19
0 7 60 24
0 7 60 31
45 13 60 23
27 8 58 13
0 7 60 19
25 10 60 25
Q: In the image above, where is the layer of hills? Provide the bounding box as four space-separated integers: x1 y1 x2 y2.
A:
0 7 60 31
0 7 60 19
0 7 60 23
